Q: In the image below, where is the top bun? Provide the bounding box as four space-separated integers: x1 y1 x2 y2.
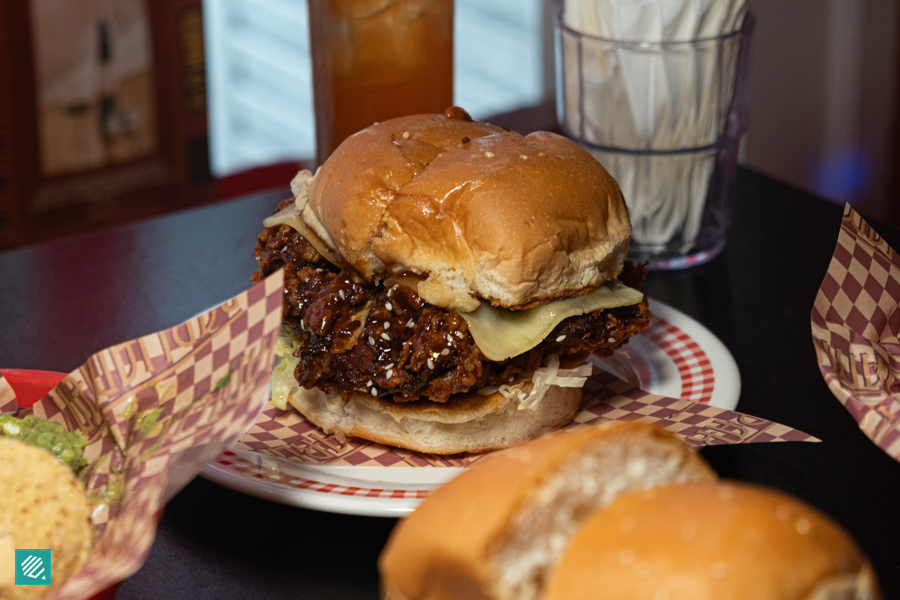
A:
300 107 631 311
545 481 881 600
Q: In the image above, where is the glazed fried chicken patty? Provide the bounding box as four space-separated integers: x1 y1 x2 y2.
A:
253 207 650 404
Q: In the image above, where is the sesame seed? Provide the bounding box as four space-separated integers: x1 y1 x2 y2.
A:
384 321 390 329
300 319 305 329
366 381 373 387
392 139 400 146
316 268 323 273
381 332 391 341
385 363 395 369
556 335 566 342
387 288 393 297
455 331 464 338
339 289 345 300
368 336 375 345
520 154 528 160
796 518 811 535
607 337 616 343
280 246 288 253
776 505 791 521
427 358 435 370
440 349 449 356
508 376 514 382
406 320 415 328
485 151 495 158
371 387 378 396
402 131 410 139
386 370 393 380
385 302 393 311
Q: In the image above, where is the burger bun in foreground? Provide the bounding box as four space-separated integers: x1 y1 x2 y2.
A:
545 481 881 600
379 423 715 600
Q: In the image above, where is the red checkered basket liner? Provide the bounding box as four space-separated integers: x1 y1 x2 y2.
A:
812 204 900 461
1 271 284 600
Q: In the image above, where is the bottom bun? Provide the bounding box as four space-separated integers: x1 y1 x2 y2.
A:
545 481 881 600
287 382 582 455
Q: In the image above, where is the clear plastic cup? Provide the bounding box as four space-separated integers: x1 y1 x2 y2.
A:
554 11 755 269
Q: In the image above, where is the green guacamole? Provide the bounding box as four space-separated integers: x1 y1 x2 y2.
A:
0 413 88 472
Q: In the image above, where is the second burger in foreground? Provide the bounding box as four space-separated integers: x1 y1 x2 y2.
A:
252 106 649 454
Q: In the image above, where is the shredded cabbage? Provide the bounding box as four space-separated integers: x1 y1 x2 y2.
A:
498 383 526 402
475 356 592 411
270 326 301 410
518 355 592 411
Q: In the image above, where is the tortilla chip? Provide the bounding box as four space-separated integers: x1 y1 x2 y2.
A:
0 437 91 600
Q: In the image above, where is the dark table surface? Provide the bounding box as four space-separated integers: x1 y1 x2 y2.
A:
1 168 899 598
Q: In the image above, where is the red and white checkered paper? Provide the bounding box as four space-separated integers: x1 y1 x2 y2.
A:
2 270 283 600
813 204 900 461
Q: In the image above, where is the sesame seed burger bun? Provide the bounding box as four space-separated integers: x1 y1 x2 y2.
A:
298 107 632 312
0 436 92 600
544 481 881 600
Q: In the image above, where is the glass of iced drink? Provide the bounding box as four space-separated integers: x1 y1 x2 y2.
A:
308 0 454 165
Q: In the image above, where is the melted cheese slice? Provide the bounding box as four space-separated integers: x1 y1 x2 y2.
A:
457 281 643 361
264 202 367 284
264 203 344 267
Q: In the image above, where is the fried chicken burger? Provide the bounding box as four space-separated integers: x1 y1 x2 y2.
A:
252 107 649 454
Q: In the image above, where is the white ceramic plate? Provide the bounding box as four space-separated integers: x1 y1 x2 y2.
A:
201 298 741 517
